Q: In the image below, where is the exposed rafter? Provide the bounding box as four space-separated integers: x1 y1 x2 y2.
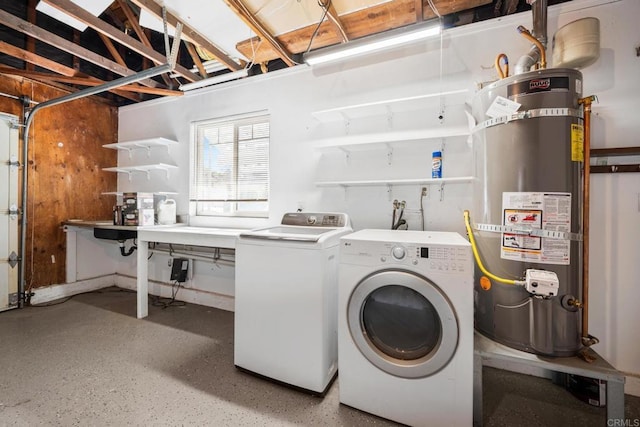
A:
0 8 162 88
322 0 349 43
416 0 424 22
235 0 490 64
185 42 209 78
129 0 243 72
223 0 297 67
41 0 199 83
0 68 182 97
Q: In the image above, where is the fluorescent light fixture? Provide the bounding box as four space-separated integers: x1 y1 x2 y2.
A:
179 69 249 91
303 22 441 66
36 0 113 32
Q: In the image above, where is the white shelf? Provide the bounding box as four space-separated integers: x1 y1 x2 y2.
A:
103 137 178 151
103 163 178 180
315 176 475 188
315 126 470 152
311 89 469 123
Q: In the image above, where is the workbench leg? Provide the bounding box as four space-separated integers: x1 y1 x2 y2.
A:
606 379 625 423
136 239 148 319
474 353 483 427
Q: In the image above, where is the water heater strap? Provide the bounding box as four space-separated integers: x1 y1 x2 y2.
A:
475 223 583 241
472 108 583 132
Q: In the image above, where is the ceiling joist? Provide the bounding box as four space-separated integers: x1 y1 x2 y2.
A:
322 0 349 43
41 0 199 83
223 0 297 67
235 0 491 64
129 0 243 72
0 8 162 88
0 67 181 97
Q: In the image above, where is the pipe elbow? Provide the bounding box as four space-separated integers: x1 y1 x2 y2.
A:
514 45 541 75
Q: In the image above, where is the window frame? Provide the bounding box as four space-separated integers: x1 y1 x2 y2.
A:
189 111 270 218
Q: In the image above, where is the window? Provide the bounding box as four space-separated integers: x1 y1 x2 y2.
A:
191 112 269 217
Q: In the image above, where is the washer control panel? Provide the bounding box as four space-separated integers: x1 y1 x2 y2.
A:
281 212 348 228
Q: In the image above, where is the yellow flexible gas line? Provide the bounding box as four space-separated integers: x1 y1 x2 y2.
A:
463 210 521 286
517 25 547 69
495 53 509 79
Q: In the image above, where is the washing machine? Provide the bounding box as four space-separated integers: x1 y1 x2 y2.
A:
235 212 352 395
338 229 473 426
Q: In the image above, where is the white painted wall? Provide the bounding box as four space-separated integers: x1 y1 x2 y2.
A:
118 0 640 387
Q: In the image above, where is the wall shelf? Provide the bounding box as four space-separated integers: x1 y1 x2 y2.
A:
315 126 470 152
103 163 178 180
311 89 469 123
103 137 178 157
315 176 475 188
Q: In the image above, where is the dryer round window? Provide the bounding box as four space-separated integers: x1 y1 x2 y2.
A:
347 269 459 379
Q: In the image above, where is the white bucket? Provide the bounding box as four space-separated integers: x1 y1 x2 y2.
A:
157 199 177 225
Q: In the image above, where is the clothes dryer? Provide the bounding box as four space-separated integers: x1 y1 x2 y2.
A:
338 230 473 426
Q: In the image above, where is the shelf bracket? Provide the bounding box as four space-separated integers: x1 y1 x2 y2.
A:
125 148 133 159
386 105 393 130
439 182 445 201
387 146 393 165
338 147 351 164
127 171 133 182
387 184 393 201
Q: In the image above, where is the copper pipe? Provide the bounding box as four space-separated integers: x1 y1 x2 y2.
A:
495 53 508 79
517 25 547 69
578 95 596 343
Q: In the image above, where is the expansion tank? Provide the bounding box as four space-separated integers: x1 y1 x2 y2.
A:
471 68 584 356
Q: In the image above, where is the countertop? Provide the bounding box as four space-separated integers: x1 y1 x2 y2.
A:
63 220 247 249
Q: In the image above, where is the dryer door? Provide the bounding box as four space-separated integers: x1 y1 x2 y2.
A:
347 269 458 378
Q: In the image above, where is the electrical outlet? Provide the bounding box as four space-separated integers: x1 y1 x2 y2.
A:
421 187 429 197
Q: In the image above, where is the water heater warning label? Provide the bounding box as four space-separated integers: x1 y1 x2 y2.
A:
501 192 571 265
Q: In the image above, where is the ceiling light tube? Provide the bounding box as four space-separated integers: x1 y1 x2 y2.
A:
303 21 441 66
179 69 249 91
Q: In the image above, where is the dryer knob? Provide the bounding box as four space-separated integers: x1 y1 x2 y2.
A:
391 246 406 260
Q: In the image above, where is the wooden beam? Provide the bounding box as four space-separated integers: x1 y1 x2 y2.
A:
98 33 127 67
185 42 208 78
115 0 147 42
223 0 296 67
236 0 491 63
416 0 424 22
129 0 242 71
26 0 37 71
41 0 199 83
322 0 349 43
0 40 79 76
0 68 181 97
114 0 174 87
0 8 162 88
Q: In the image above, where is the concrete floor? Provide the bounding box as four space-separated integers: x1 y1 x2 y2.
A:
0 287 638 426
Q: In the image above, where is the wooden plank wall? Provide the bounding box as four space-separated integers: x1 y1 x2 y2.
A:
0 75 117 289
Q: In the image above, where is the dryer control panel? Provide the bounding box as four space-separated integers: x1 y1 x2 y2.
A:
341 238 472 275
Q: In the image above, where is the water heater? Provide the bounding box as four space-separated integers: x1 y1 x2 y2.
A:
470 68 584 356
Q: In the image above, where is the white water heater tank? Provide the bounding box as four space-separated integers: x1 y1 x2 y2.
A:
552 17 600 69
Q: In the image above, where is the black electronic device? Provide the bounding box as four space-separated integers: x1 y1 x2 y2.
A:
170 258 189 283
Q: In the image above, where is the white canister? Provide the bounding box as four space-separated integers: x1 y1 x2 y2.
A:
157 199 177 225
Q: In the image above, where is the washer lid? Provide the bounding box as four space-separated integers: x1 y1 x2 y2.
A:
239 212 351 245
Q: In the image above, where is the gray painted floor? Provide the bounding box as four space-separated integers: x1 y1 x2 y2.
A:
0 287 638 426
